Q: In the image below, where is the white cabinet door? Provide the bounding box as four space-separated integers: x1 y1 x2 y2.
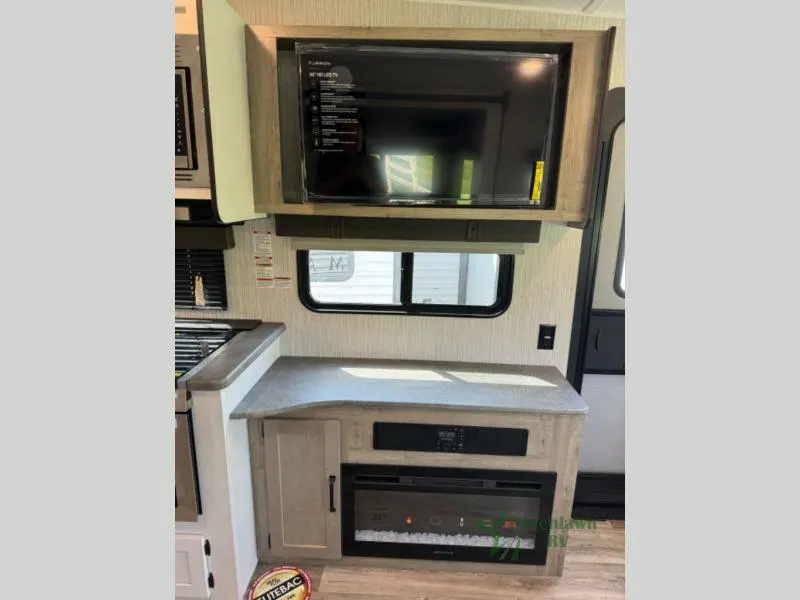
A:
263 419 341 560
175 534 211 599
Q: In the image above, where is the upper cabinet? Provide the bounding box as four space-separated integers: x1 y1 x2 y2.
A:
245 26 616 225
175 0 264 225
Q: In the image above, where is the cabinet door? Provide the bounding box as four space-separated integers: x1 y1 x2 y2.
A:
264 419 341 559
175 534 210 599
583 310 625 374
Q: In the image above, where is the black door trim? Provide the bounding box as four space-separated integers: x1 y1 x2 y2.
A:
566 87 625 394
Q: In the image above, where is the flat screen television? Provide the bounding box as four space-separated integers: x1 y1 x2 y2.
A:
276 40 571 209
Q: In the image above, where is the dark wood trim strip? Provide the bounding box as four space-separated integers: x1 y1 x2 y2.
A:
175 225 235 250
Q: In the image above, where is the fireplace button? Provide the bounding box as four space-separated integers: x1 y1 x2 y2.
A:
429 516 442 526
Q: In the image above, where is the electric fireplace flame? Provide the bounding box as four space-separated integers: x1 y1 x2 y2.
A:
354 529 536 549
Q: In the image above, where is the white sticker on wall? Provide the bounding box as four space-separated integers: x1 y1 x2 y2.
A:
255 255 273 267
253 230 273 256
253 228 275 288
255 261 274 288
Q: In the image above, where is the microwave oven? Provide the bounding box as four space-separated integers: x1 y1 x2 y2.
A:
174 0 263 225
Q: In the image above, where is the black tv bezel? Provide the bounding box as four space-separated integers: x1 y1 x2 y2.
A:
276 37 572 210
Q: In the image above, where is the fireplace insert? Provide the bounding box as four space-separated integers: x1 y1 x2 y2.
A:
341 464 557 565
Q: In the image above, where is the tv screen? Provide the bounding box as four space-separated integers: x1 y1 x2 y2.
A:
293 42 566 208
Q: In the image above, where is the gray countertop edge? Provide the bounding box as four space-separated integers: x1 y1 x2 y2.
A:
230 398 588 420
179 322 286 391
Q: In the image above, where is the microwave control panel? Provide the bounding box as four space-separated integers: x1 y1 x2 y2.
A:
175 35 210 192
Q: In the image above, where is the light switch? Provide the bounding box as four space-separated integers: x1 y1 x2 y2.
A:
537 325 556 350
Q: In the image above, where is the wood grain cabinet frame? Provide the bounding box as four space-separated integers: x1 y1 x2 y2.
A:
245 25 616 224
249 408 584 576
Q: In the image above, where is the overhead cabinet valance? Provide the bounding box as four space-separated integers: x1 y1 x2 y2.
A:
245 25 615 225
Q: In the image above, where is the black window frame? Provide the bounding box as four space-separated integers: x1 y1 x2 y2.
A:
297 250 514 318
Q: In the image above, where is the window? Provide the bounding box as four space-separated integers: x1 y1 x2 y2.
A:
614 213 625 298
297 250 514 317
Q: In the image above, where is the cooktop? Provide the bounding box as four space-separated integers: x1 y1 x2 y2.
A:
175 319 259 379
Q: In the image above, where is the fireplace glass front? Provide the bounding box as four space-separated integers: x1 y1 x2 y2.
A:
341 464 557 565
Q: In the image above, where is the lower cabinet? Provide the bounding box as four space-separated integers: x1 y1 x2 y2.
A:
175 533 211 599
263 419 342 560
583 309 625 374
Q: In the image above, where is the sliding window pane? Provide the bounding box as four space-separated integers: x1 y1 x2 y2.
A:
411 253 500 306
308 251 401 305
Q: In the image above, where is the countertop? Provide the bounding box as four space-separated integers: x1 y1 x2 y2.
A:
231 357 587 418
178 322 286 391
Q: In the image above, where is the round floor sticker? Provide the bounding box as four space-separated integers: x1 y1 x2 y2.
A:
247 565 312 600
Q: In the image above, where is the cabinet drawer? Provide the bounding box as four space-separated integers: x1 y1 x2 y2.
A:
583 310 625 374
175 534 211 599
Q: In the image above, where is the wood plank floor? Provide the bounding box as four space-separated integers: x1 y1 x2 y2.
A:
251 520 625 599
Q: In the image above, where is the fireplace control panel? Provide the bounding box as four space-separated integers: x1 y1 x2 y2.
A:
373 422 528 457
434 427 466 452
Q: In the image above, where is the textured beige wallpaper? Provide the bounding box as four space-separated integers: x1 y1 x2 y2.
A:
177 0 626 375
